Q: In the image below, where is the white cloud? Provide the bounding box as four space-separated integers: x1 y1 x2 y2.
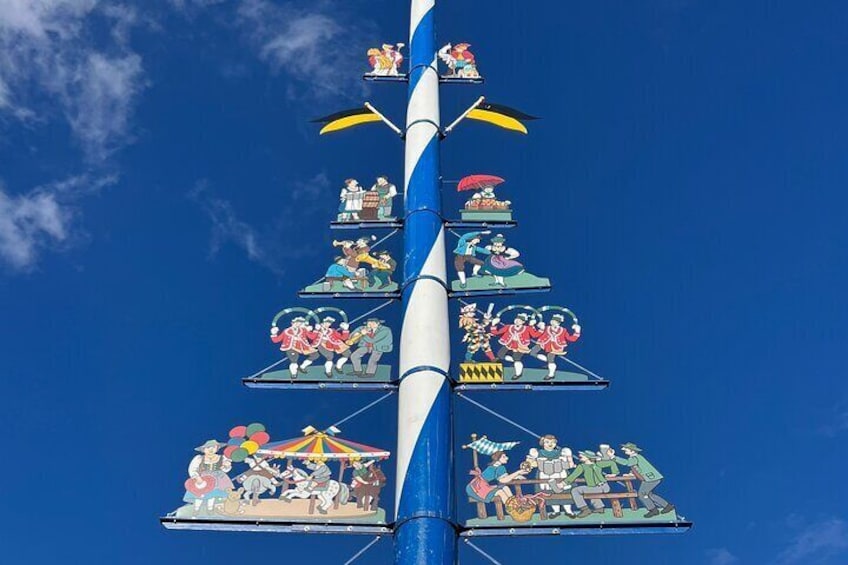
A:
0 0 146 161
706 548 739 565
189 173 330 275
0 174 117 270
236 0 372 101
777 517 848 564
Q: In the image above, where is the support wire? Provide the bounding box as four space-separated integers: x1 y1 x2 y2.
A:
456 393 540 439
328 391 396 430
463 539 504 565
343 536 383 565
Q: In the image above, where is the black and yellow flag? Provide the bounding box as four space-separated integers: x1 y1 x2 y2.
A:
467 102 539 134
311 107 381 135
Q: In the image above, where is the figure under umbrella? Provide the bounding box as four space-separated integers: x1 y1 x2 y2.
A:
458 174 513 223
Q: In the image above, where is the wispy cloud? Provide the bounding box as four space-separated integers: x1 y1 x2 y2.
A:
188 174 330 276
0 1 147 161
706 548 739 565
0 174 117 271
235 0 373 102
818 407 848 438
777 517 848 564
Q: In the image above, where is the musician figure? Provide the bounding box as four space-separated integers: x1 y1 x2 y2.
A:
369 251 396 289
338 178 364 221
309 316 351 377
344 318 393 377
271 316 319 378
490 313 543 380
529 314 582 380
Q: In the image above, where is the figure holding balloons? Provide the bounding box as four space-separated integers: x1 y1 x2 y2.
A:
183 439 234 515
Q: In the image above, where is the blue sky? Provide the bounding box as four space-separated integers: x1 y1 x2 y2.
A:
1 1 847 563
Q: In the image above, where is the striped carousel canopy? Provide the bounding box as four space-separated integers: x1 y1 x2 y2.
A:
258 426 391 460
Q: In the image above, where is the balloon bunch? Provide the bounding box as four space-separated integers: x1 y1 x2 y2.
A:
224 423 271 463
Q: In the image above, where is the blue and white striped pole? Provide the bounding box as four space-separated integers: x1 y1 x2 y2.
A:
394 1 455 564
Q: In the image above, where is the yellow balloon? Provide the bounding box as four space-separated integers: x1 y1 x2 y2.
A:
241 440 259 455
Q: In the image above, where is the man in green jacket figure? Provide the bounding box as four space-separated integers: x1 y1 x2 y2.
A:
564 450 612 518
614 442 675 518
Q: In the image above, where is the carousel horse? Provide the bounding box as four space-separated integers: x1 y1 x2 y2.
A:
237 456 283 506
278 466 351 513
352 465 386 512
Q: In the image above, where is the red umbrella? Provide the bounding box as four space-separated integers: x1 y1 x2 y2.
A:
457 174 505 192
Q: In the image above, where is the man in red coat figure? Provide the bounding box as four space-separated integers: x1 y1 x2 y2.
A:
490 313 543 380
529 314 582 380
308 316 351 377
270 317 319 379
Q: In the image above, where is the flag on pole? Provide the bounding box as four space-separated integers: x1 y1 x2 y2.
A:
465 436 520 456
312 107 382 135
466 102 538 134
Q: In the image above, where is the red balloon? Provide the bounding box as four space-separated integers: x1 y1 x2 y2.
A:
229 425 247 439
249 431 270 445
223 445 237 458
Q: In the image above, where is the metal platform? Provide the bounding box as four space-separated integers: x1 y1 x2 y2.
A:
330 220 403 230
445 220 517 230
449 286 551 299
160 516 393 536
460 520 693 537
439 76 484 85
298 290 401 300
362 74 408 83
243 378 398 391
361 75 485 85
454 380 608 392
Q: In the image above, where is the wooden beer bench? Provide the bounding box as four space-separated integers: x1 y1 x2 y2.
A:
469 476 640 521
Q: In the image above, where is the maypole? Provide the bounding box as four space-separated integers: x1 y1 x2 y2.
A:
394 1 455 563
162 1 694 561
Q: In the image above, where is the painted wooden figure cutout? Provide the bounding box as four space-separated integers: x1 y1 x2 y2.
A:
172 424 390 524
457 304 589 384
366 43 405 76
451 231 550 293
438 43 480 79
263 306 394 383
458 174 512 222
301 235 399 294
338 176 399 223
463 434 679 527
